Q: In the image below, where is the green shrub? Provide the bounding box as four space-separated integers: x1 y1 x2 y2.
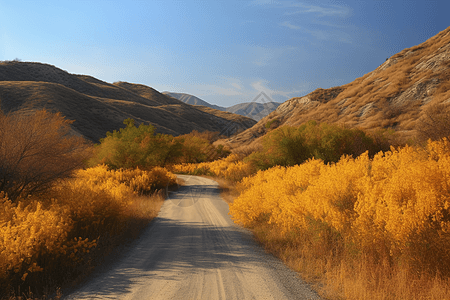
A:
89 119 183 169
246 121 388 170
89 120 231 169
265 118 280 129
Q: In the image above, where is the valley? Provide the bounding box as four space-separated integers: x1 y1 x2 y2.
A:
1 25 450 300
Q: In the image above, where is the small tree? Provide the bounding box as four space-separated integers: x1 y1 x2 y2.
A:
89 119 184 169
261 125 310 166
0 110 89 201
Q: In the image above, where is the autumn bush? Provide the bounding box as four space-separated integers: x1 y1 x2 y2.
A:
229 138 450 299
171 154 253 182
0 110 89 201
0 165 176 298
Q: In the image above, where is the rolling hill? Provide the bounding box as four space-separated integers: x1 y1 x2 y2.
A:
227 26 450 147
0 62 257 142
163 91 281 121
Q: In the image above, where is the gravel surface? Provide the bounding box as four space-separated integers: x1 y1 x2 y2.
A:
64 175 321 300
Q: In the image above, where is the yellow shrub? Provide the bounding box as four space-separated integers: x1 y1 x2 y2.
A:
171 154 253 182
0 196 71 278
230 139 450 277
0 165 175 296
74 165 176 196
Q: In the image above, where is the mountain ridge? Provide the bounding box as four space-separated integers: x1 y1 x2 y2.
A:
163 91 281 121
0 62 257 142
163 92 225 111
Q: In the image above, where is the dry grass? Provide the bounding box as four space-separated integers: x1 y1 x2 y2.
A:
324 28 450 131
6 287 63 300
251 223 450 300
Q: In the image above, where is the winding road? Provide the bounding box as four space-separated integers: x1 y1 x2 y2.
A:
65 175 320 300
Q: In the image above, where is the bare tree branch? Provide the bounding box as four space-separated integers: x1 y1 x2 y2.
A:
0 110 90 201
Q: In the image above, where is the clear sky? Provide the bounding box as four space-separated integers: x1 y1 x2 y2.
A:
1 0 449 107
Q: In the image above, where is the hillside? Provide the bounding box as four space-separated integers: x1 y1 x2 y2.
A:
164 91 280 120
0 62 256 142
227 26 450 147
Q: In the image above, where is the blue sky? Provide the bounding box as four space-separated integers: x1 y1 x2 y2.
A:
1 1 449 107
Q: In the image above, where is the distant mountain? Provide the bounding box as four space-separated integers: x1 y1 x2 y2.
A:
163 92 281 121
0 62 257 142
227 26 450 147
227 102 281 121
163 92 225 111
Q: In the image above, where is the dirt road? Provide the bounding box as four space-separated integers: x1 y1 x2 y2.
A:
65 175 320 300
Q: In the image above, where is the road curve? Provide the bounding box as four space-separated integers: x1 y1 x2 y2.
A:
64 175 321 300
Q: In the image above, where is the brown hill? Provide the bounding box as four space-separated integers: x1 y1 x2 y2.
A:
228 26 450 147
0 62 256 142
